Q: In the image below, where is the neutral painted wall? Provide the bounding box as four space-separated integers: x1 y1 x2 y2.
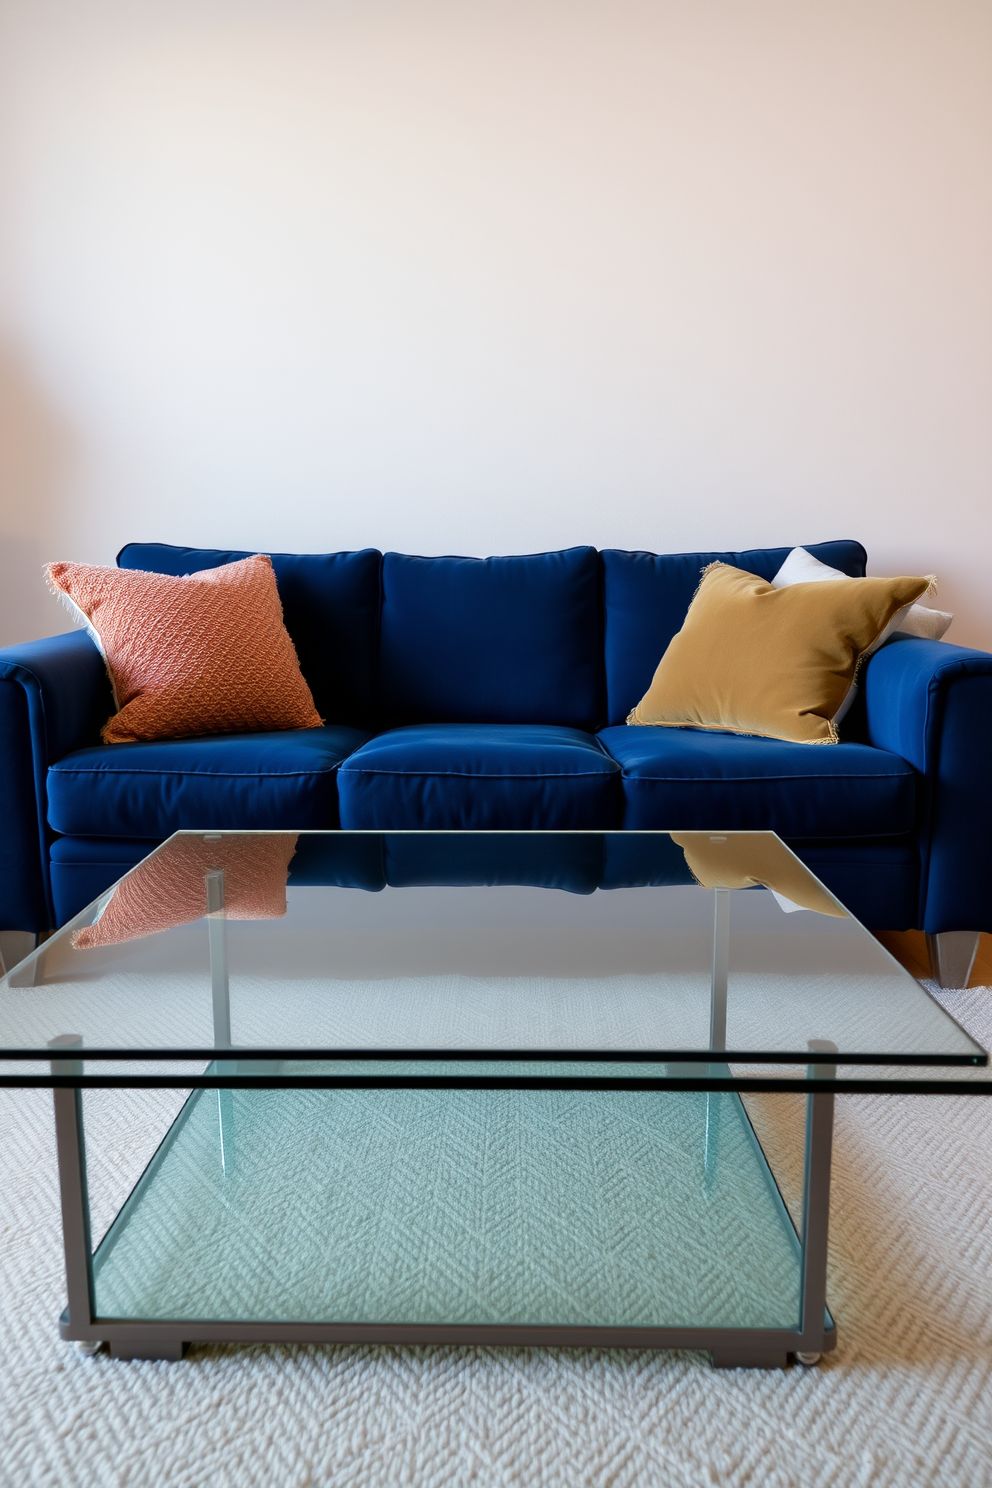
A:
1 0 989 647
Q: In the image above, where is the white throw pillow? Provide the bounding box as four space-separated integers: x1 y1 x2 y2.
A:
771 548 952 647
770 547 952 727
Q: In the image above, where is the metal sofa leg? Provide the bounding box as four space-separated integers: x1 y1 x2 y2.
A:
926 931 981 990
0 931 37 977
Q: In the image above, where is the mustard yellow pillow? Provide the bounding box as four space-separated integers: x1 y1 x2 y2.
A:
628 562 933 744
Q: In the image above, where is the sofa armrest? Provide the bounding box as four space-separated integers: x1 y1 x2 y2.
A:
0 631 112 931
862 636 992 934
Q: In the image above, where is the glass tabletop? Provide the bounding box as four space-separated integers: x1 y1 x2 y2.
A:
1 830 986 1092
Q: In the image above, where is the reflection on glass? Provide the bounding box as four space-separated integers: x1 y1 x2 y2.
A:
72 833 298 948
672 833 844 917
0 831 983 1074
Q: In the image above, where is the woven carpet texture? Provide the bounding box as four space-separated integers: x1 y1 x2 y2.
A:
2 983 992 1487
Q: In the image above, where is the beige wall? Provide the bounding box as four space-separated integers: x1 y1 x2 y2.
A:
1 0 989 646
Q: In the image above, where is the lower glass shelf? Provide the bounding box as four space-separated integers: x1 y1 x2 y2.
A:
91 1079 804 1331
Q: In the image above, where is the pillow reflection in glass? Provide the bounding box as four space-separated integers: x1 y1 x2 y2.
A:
72 833 298 948
671 831 844 917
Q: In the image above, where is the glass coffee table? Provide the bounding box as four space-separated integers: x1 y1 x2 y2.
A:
1 830 987 1368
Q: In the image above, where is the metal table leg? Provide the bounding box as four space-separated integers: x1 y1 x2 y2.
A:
206 869 236 1175
49 1035 98 1351
704 889 730 1179
795 1038 837 1365
712 1038 838 1369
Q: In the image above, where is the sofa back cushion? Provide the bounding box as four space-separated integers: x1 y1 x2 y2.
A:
377 548 605 728
117 543 382 727
601 540 868 727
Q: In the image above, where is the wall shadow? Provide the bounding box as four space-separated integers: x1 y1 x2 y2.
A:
0 342 77 647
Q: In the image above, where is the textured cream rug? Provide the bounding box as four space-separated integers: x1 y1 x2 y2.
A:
3 985 992 1488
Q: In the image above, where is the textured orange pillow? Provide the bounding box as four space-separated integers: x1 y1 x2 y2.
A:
46 554 323 743
73 833 298 948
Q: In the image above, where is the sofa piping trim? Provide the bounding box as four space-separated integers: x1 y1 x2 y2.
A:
614 770 913 784
338 767 621 780
48 764 348 781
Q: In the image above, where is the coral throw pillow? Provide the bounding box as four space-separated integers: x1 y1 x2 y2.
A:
628 561 933 744
46 554 324 743
73 832 298 948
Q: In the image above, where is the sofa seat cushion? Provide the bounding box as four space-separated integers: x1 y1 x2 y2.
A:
337 724 621 829
46 725 371 838
598 725 916 837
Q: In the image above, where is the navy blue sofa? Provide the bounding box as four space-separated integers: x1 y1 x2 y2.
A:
1 539 991 980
